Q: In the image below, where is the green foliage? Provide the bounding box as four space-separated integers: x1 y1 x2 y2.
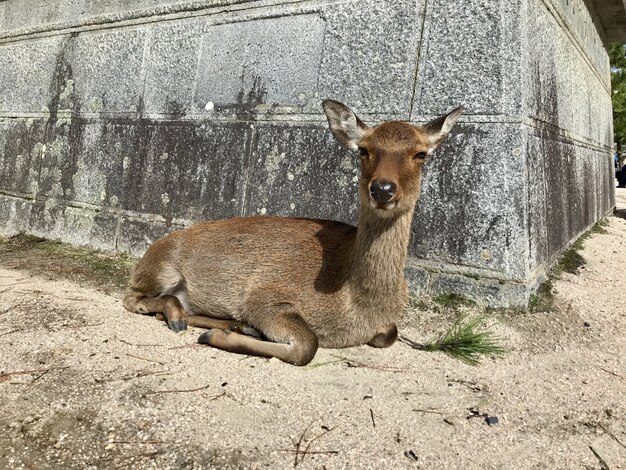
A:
555 245 586 275
420 316 505 366
528 279 554 313
553 220 607 276
609 43 626 154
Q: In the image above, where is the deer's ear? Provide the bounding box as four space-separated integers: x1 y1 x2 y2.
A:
322 100 368 151
422 106 464 153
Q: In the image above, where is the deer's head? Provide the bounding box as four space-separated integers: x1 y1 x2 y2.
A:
323 100 463 216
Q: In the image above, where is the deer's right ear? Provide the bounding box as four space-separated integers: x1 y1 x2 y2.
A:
422 106 464 153
322 100 368 151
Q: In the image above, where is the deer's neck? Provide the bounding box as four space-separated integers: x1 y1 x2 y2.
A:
349 205 414 310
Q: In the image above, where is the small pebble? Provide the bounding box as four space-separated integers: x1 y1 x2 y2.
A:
583 321 591 327
486 416 499 426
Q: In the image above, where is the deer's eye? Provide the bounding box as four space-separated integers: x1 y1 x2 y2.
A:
358 147 369 158
414 152 427 160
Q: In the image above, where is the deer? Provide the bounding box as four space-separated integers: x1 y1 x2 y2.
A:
123 100 463 366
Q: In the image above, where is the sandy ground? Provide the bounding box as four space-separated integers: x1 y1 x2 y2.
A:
1 190 625 470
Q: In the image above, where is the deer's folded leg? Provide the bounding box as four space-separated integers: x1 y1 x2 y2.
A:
198 308 318 366
367 323 398 348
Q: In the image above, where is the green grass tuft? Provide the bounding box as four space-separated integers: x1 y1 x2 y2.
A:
555 247 585 275
528 278 555 313
553 220 609 276
420 316 506 366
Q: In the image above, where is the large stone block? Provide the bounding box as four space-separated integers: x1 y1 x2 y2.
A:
0 119 46 196
0 0 59 32
116 215 182 257
0 194 118 250
0 37 65 114
143 21 203 116
411 0 523 118
408 268 532 308
135 121 252 221
195 13 326 112
64 29 147 115
318 0 423 117
0 196 33 237
1 29 146 116
411 123 528 281
0 32 140 118
245 123 359 223
27 201 119 251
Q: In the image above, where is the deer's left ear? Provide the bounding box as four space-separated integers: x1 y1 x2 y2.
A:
422 106 464 153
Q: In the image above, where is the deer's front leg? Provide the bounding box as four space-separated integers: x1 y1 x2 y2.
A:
197 301 319 366
367 323 398 348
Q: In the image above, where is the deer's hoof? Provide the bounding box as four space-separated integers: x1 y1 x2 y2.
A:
167 319 188 333
197 329 217 344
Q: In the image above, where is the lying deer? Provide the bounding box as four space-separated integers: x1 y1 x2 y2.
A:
124 100 463 365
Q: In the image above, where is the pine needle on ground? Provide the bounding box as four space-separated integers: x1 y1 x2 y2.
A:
400 316 505 366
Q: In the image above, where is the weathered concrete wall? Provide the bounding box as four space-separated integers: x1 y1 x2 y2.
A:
0 0 619 306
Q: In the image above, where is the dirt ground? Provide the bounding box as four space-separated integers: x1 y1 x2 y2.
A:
1 190 625 470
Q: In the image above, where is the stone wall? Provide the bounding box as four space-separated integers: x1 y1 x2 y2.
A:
0 0 620 306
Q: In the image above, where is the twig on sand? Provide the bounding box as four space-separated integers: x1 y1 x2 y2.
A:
0 328 22 337
299 425 336 467
0 366 69 384
600 367 625 380
369 408 376 428
95 369 174 383
589 446 610 470
599 424 626 450
290 420 314 467
0 280 31 288
53 321 105 330
113 450 164 469
168 343 205 350
143 385 223 397
125 353 166 365
116 337 161 348
278 449 339 456
112 440 164 445
330 355 405 373
412 408 445 415
288 421 337 467
398 334 425 349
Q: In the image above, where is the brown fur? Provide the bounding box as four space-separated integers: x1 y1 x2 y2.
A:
123 100 463 365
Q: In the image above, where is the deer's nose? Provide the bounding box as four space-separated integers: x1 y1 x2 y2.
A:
369 181 397 203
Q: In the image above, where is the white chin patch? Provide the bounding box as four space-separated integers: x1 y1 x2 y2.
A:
370 200 397 211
